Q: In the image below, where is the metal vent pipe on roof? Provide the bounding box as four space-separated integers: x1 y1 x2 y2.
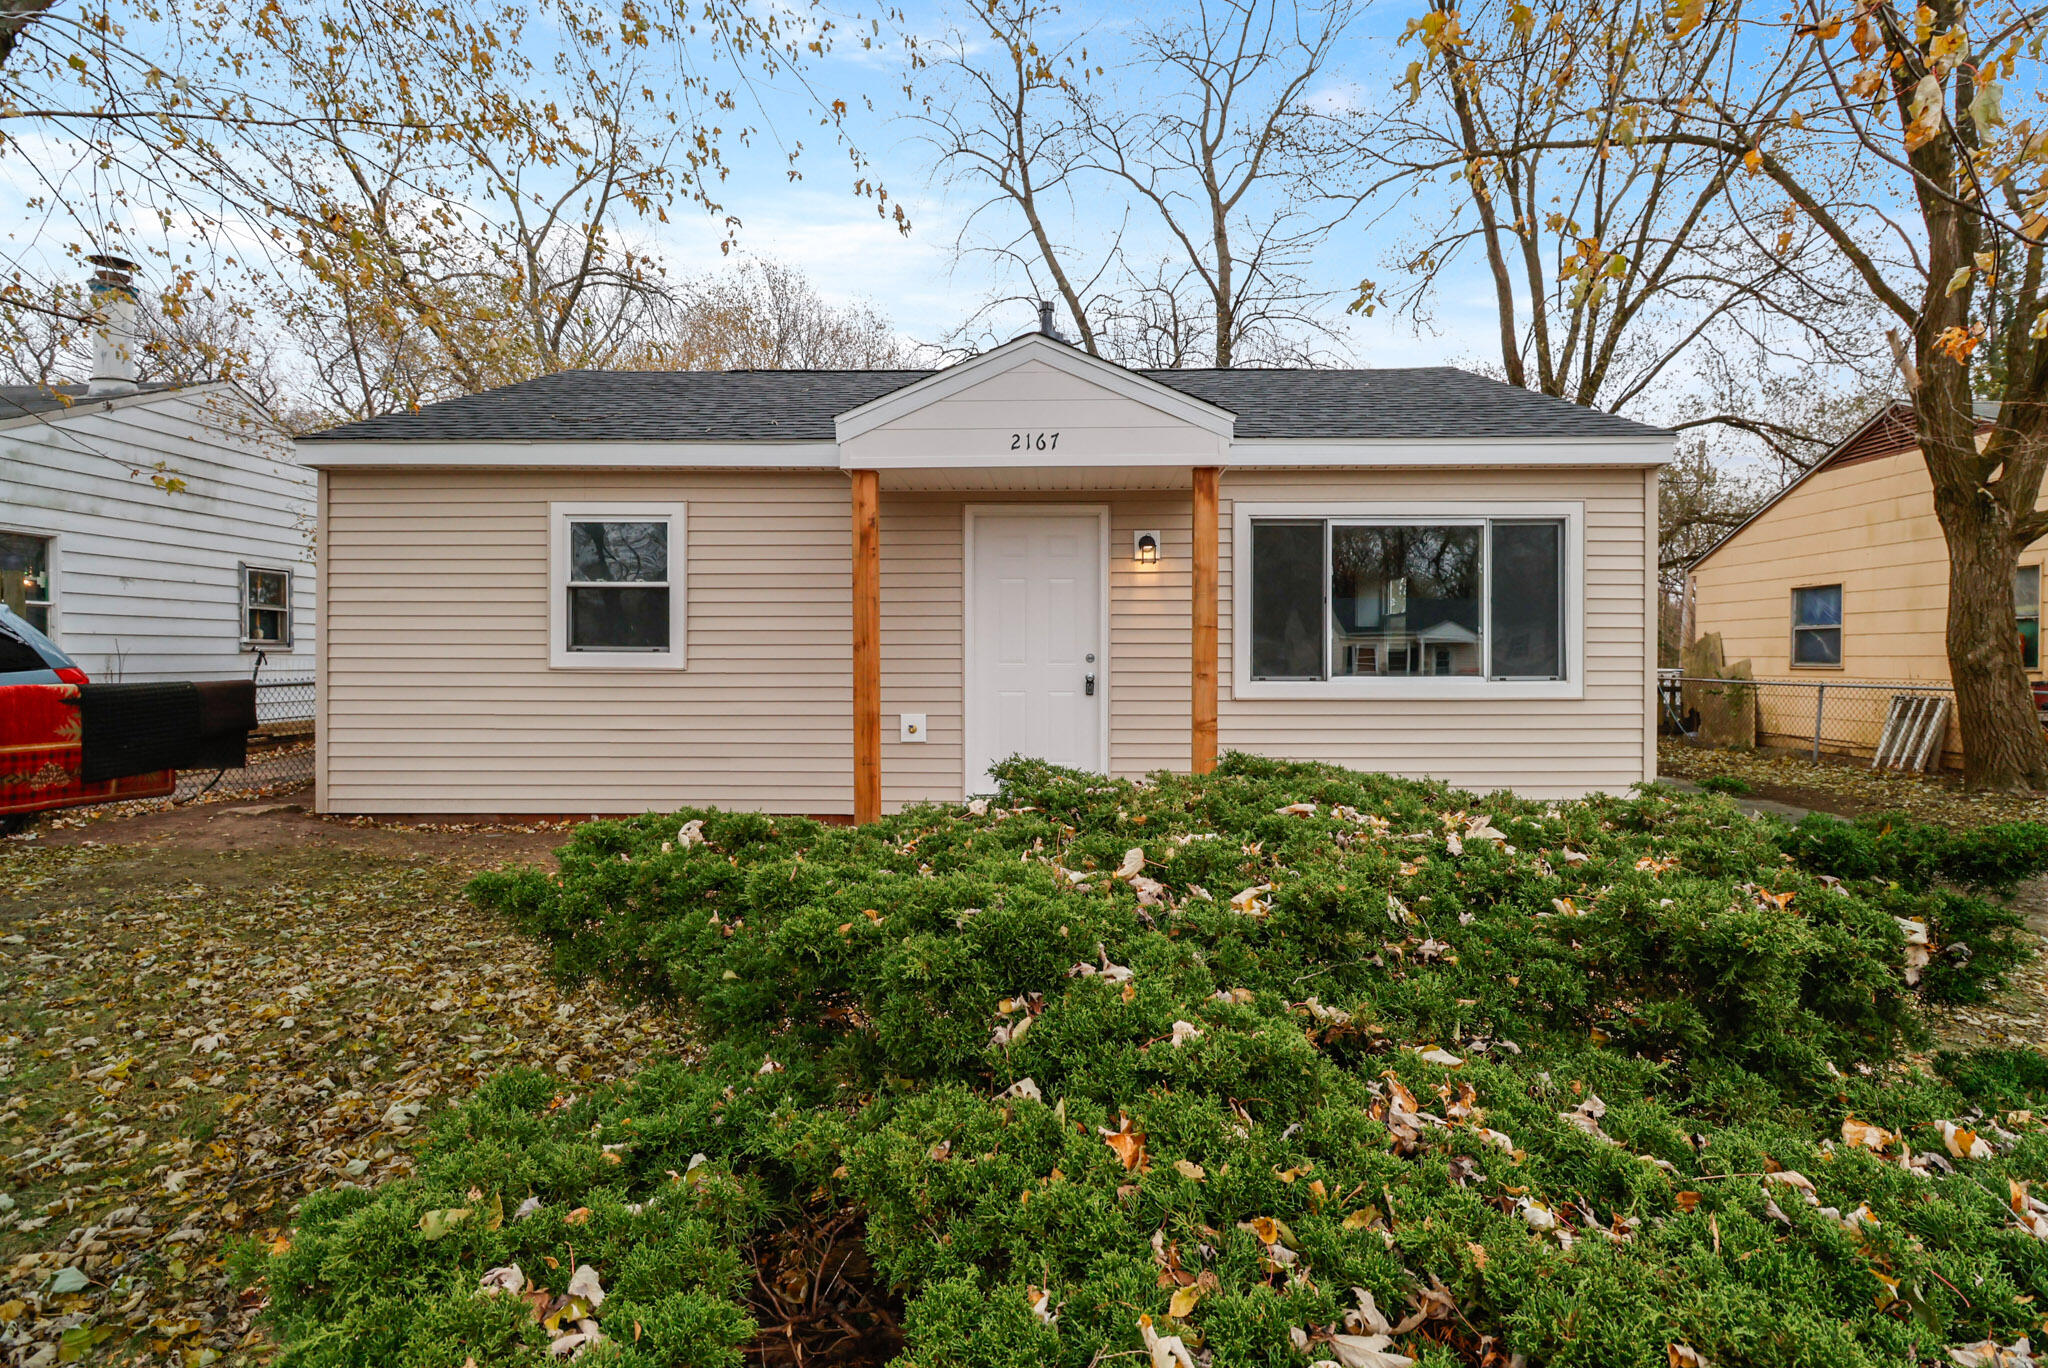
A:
1036 298 1066 343
87 253 141 398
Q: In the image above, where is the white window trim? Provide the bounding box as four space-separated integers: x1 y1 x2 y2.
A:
1231 500 1585 701
549 502 687 670
239 561 296 651
0 523 59 641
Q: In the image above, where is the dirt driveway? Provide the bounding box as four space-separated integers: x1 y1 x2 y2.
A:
0 800 683 1367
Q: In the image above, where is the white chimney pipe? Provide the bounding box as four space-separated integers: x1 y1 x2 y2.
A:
86 254 140 397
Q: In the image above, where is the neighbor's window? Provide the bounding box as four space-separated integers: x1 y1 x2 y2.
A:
550 503 686 668
241 565 292 647
0 530 53 635
1249 517 1566 684
1791 584 1842 666
2018 565 2041 669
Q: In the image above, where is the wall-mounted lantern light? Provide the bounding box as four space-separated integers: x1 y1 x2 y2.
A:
1134 530 1161 564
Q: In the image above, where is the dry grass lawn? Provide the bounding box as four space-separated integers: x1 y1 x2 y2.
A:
0 813 682 1367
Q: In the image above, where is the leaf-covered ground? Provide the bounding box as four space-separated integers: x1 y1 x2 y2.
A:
26 747 317 834
0 829 693 1367
1659 736 2048 828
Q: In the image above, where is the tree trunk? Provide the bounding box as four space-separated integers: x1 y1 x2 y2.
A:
1935 489 2048 789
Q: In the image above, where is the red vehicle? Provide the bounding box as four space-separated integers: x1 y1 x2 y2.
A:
0 684 175 819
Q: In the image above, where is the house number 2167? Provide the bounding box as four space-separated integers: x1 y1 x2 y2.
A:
1009 432 1059 451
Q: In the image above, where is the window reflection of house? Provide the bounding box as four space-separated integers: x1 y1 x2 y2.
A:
1336 621 1481 676
1330 527 1483 676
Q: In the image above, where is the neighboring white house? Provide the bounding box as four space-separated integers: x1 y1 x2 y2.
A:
300 324 1671 817
1 378 314 682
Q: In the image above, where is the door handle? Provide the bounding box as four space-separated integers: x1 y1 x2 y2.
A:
1084 672 1096 696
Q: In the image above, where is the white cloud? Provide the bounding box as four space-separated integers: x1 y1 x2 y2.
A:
649 183 1003 342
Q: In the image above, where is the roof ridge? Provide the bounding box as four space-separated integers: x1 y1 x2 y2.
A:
298 364 1675 444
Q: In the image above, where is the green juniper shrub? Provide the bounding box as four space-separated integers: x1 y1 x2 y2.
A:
1776 812 2043 1001
262 757 2048 1368
1696 774 1753 797
1780 811 2048 896
1935 1048 2048 1112
261 1065 767 1368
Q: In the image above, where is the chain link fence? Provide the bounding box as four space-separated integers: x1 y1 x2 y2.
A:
168 672 315 802
1660 671 1962 771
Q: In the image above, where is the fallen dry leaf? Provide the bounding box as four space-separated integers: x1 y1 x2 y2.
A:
1139 1311 1198 1368
1100 1114 1150 1172
1941 1120 1996 1160
1946 1339 2035 1367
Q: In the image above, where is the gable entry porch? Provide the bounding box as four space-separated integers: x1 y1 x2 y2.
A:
834 335 1234 822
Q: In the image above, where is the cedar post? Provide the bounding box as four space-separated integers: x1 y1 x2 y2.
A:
1192 466 1220 774
852 469 882 823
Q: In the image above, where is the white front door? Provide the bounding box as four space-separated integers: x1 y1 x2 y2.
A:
966 511 1105 791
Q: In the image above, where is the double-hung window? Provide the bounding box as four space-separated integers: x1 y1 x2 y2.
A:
0 531 54 635
1790 584 1842 667
1239 504 1578 697
2018 566 2041 669
549 503 686 668
241 564 293 647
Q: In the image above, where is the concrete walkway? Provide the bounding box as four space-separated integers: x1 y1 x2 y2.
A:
1658 775 1813 823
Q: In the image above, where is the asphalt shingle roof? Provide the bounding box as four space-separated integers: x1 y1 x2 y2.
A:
1150 368 1668 440
298 365 1670 444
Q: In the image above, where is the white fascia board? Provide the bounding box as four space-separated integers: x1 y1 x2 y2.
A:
1227 436 1674 467
0 381 229 437
297 440 841 469
832 332 1236 443
843 443 1230 471
296 430 1671 472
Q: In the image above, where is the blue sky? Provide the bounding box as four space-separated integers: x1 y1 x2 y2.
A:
632 0 1498 367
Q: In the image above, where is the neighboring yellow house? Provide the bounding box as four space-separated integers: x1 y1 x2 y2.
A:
1686 400 2030 765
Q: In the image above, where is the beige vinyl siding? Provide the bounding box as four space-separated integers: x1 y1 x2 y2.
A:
878 495 965 808
1690 444 2048 683
1109 497 1195 778
1217 467 1654 799
322 463 1656 814
320 468 852 814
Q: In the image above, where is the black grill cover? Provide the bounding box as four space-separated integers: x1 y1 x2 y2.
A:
76 680 256 783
